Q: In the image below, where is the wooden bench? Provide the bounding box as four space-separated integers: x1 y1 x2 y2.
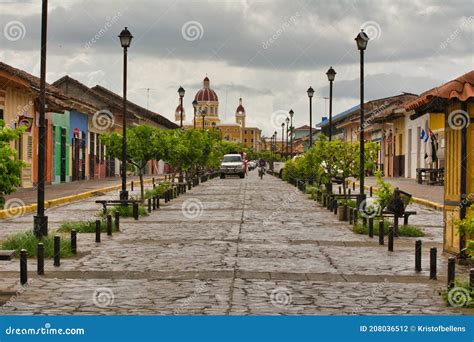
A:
95 200 140 215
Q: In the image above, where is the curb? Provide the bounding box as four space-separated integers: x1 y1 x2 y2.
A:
362 184 443 211
0 177 159 219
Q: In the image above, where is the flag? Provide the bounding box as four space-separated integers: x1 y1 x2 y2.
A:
420 129 429 142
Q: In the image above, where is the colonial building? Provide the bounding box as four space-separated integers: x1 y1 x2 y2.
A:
182 77 262 151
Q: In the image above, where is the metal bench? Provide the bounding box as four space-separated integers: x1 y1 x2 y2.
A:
382 188 416 234
95 200 141 220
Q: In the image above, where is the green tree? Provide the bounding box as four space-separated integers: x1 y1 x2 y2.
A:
0 120 25 208
102 125 165 201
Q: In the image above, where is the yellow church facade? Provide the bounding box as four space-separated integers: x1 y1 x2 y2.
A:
178 77 262 151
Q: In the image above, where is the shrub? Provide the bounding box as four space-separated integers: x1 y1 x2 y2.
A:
353 219 424 237
58 220 117 233
102 204 148 218
1 231 72 258
144 182 170 200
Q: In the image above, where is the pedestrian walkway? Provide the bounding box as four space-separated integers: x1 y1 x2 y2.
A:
0 171 466 315
363 176 443 208
4 176 162 206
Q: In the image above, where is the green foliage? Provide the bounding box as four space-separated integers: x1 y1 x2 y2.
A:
1 230 73 258
0 120 25 208
281 135 379 195
102 205 148 218
374 170 393 210
57 220 118 233
455 204 474 258
440 279 474 308
144 182 170 200
353 219 424 237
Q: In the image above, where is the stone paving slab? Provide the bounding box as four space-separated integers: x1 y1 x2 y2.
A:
0 170 468 315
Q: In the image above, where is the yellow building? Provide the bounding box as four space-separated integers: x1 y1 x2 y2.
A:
182 77 262 151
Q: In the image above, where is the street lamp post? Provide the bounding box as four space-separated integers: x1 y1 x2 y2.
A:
289 109 294 157
355 29 369 206
326 67 336 141
285 117 289 159
34 0 49 238
307 87 314 147
281 122 285 158
178 86 185 128
118 27 133 202
192 100 198 129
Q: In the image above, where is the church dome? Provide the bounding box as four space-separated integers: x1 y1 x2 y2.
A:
195 76 218 102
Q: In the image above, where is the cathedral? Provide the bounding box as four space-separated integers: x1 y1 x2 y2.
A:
176 77 262 151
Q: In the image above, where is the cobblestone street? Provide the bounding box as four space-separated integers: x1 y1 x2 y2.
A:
0 171 467 315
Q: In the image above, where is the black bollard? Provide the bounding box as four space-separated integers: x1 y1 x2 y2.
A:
115 211 120 231
148 198 152 213
362 216 367 227
152 196 156 210
20 249 28 285
71 229 77 254
415 240 422 272
107 214 112 236
388 225 394 252
348 189 351 196
131 181 134 191
133 203 139 220
156 196 160 209
447 257 456 289
470 269 474 288
333 202 338 215
338 186 341 194
393 215 399 237
353 209 359 226
95 219 101 243
369 186 373 197
37 243 44 275
352 182 355 191
152 177 155 186
368 217 374 238
429 247 437 280
53 235 60 267
378 221 384 245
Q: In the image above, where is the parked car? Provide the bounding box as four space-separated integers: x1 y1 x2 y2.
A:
220 154 245 179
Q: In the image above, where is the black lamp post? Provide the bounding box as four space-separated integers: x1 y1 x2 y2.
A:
34 0 49 238
280 122 284 158
285 117 289 159
326 67 336 141
192 99 198 129
289 109 294 157
118 27 133 202
178 86 185 128
307 87 314 148
355 29 369 205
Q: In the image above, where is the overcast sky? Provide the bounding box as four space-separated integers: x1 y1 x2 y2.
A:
0 0 472 136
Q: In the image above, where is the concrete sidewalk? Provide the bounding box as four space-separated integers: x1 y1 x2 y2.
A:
362 176 443 210
5 176 163 206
